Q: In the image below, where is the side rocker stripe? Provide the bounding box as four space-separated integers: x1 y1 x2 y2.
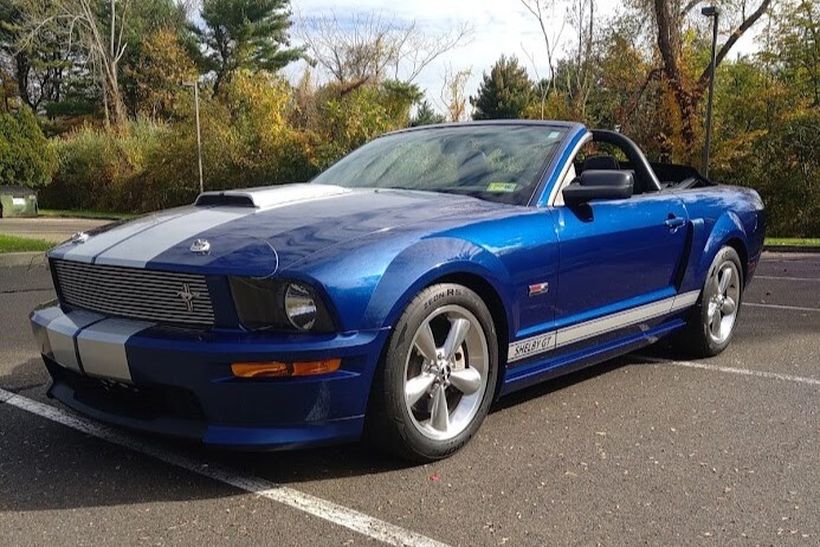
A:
508 289 701 363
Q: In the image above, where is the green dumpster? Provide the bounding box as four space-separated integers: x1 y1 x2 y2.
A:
0 186 38 218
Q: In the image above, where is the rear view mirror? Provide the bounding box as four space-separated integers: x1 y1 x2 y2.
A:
562 170 634 206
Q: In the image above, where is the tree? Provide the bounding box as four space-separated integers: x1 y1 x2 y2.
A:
15 0 133 129
201 0 303 94
650 0 772 162
299 11 471 86
410 100 445 126
440 66 472 121
116 0 198 116
471 55 533 120
519 0 565 112
0 0 70 111
0 105 57 187
126 27 198 119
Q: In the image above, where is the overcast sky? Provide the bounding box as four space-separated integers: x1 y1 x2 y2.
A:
281 0 761 113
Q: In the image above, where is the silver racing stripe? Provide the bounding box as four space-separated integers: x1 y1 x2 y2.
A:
84 184 351 268
76 318 154 382
507 290 701 363
93 207 247 268
33 309 105 372
53 207 190 263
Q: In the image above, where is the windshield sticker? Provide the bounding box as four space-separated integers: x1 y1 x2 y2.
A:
487 182 518 193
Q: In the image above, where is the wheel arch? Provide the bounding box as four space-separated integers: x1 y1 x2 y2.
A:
696 211 749 289
362 237 515 397
724 237 748 287
430 271 510 399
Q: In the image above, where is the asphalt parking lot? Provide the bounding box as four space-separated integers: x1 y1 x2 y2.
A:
1 252 817 546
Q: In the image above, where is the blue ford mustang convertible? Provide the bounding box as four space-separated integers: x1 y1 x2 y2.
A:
31 121 765 461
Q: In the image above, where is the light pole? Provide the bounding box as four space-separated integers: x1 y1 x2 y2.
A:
184 80 204 194
701 5 719 178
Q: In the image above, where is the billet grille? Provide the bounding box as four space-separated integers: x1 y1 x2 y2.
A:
52 259 215 327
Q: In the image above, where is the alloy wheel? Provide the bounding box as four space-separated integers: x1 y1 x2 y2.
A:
403 304 489 441
706 260 741 344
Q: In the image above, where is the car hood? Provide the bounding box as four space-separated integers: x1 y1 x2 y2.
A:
49 183 508 277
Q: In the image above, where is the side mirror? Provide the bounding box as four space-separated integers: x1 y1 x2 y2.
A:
562 169 634 206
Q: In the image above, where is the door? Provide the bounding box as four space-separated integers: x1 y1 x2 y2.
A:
553 192 689 340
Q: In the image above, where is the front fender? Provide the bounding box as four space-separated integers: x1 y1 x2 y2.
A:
363 237 514 332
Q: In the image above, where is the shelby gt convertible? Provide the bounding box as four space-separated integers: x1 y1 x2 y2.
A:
31 121 765 461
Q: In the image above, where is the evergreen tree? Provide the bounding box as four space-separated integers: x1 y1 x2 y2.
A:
470 55 533 120
201 0 304 94
410 100 445 126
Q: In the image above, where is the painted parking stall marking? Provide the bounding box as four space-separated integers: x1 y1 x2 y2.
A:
744 302 820 313
636 355 820 387
0 387 450 547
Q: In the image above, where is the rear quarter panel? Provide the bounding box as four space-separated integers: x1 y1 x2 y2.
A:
672 185 765 292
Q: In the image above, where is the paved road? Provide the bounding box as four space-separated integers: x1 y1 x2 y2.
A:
0 218 110 243
0 253 817 546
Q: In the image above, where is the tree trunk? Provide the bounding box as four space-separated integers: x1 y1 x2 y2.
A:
14 51 34 109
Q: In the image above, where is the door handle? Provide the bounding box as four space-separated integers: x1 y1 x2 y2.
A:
664 216 686 232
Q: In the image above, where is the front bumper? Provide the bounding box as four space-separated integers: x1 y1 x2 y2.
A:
31 305 389 449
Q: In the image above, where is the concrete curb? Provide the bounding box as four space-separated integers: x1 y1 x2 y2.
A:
763 245 820 254
0 251 47 268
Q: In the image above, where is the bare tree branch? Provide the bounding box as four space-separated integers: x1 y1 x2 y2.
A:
298 11 471 85
697 0 772 88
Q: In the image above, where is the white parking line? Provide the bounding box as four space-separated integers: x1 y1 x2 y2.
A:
755 275 820 282
636 356 820 387
0 387 449 547
744 302 820 312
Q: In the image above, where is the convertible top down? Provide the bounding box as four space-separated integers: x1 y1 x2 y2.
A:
31 121 765 461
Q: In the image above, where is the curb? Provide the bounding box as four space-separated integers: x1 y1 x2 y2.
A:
0 251 47 268
763 245 820 254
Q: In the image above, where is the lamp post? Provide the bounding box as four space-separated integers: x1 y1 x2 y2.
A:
183 80 204 194
701 5 719 178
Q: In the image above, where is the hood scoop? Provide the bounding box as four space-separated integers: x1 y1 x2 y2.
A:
195 193 255 207
195 184 351 210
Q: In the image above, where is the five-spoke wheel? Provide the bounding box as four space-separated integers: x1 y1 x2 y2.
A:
672 245 744 357
706 260 740 344
366 283 498 462
404 305 489 441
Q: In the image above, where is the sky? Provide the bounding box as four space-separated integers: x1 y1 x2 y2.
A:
283 0 761 114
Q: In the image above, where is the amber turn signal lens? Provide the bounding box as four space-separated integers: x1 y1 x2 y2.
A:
231 359 341 378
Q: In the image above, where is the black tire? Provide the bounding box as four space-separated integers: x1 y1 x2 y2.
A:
671 246 743 357
365 283 499 462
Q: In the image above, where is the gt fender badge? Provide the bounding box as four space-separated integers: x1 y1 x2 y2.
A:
528 282 549 297
190 239 211 254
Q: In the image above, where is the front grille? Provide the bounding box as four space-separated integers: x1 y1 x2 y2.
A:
52 259 215 327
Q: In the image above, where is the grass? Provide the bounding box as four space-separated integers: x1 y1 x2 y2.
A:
0 234 53 254
39 209 137 221
765 237 820 247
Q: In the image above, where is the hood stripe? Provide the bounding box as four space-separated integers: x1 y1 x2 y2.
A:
94 208 248 268
52 209 189 263
65 184 350 269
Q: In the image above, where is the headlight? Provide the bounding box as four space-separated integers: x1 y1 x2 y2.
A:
229 277 334 332
285 283 317 330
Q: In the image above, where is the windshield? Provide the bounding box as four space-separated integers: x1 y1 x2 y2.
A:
311 125 567 205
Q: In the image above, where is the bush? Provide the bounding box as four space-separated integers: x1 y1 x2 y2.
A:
713 109 819 238
0 107 57 188
40 119 170 211
44 72 320 212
